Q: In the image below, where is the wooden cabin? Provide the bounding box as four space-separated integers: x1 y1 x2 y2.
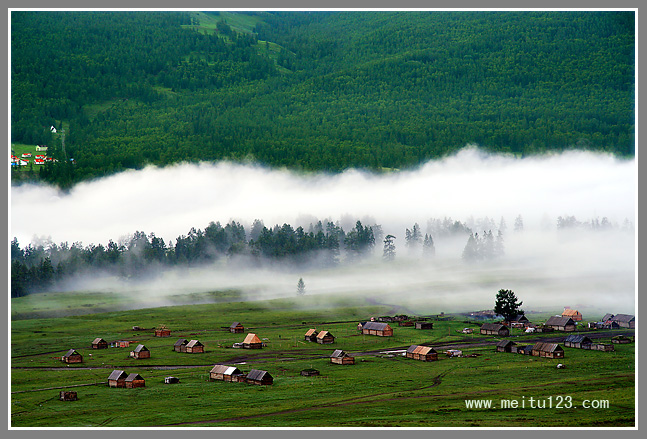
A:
246 369 273 385
242 333 263 349
174 339 188 353
229 322 244 333
603 321 621 329
562 309 583 321
125 373 145 388
59 391 77 401
154 327 171 337
415 322 434 330
92 338 108 349
361 322 393 337
186 340 204 353
406 345 438 361
108 370 128 388
62 349 83 364
593 343 615 352
330 349 355 365
564 334 593 349
545 316 576 332
316 330 335 344
130 344 150 359
610 314 635 329
304 329 318 342
112 340 130 348
210 364 244 382
480 323 509 336
531 342 565 359
495 340 516 353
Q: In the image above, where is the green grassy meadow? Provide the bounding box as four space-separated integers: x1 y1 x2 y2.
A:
10 291 635 428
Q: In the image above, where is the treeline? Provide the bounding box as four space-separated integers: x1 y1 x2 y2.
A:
10 213 633 297
11 11 634 188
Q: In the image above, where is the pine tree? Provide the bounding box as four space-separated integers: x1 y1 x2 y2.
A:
297 278 306 296
422 233 435 258
382 235 396 262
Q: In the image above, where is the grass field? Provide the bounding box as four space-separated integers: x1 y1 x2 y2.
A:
10 291 635 428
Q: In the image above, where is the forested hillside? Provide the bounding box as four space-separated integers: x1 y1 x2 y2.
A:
11 10 635 187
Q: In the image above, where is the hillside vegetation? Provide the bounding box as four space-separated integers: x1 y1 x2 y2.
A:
11 11 635 187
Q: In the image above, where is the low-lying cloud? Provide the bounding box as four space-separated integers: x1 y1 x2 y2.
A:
9 147 636 314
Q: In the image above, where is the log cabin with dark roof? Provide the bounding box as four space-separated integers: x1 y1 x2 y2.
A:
610 314 635 329
246 369 273 385
62 349 83 364
125 373 145 388
564 334 593 349
531 342 565 358
545 316 576 332
92 338 108 349
480 323 510 336
361 321 393 337
495 340 516 353
415 322 434 330
130 344 150 359
229 322 244 333
174 339 188 352
154 328 171 337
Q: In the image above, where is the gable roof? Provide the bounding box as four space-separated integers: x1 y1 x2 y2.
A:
125 373 144 382
545 316 575 326
174 339 188 346
230 322 243 328
305 329 318 336
186 340 203 348
562 309 581 317
246 369 271 381
601 313 615 322
481 323 506 331
64 349 80 357
407 345 419 354
414 346 436 355
133 344 148 352
513 314 529 322
330 349 348 358
210 364 242 375
564 334 592 344
243 333 261 344
317 330 333 339
108 370 127 381
92 338 106 344
611 314 635 323
362 322 391 331
532 342 564 353
496 340 516 348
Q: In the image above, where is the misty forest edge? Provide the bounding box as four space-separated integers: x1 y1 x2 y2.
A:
10 11 634 189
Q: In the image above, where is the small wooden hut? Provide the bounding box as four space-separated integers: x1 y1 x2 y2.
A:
112 340 130 348
210 364 244 382
611 314 635 329
125 373 145 388
154 326 171 337
246 369 273 385
186 340 204 353
62 349 83 364
92 338 108 349
330 349 355 365
316 330 335 344
562 308 583 321
545 316 576 332
229 322 244 333
495 340 516 353
130 344 150 359
304 329 318 342
108 370 128 388
531 342 565 359
59 391 77 401
174 339 188 352
415 322 434 330
242 333 263 349
593 343 615 352
361 322 393 337
480 323 510 336
564 334 593 349
406 345 438 361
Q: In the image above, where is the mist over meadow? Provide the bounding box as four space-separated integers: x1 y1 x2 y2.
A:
10 147 636 314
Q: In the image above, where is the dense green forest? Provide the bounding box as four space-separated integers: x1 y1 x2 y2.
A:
11 10 635 187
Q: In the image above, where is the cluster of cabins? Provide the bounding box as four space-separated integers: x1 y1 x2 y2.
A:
589 313 636 330
496 340 565 359
209 365 273 385
11 145 55 167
